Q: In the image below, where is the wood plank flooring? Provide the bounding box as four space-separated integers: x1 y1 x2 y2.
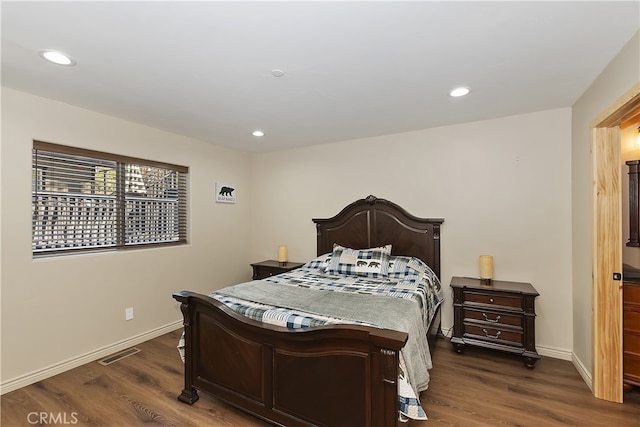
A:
2 329 639 426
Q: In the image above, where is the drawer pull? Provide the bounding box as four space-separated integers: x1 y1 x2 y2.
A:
482 313 501 323
489 298 494 303
482 329 501 339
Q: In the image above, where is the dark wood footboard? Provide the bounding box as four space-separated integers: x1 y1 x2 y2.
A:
174 290 411 427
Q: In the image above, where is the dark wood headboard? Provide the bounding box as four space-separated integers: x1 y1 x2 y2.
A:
312 195 444 279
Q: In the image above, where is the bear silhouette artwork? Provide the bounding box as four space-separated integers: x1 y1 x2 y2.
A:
219 186 235 197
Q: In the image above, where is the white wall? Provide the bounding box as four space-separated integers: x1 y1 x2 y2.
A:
571 30 640 380
249 108 573 354
0 88 252 388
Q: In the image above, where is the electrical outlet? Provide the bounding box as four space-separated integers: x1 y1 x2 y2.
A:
125 307 134 321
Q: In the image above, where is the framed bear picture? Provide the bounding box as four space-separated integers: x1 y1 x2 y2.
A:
216 182 236 204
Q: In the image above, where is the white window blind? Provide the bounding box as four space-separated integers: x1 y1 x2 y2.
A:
32 141 187 256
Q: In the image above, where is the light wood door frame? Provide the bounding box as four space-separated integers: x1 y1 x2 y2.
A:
592 126 622 403
592 84 640 403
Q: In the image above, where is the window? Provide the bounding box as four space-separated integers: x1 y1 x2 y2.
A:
32 141 188 256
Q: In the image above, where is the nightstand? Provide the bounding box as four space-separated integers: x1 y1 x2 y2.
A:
250 260 305 280
450 276 540 368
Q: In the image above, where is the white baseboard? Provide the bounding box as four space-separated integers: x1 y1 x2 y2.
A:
0 320 183 395
440 326 453 338
571 351 593 391
440 327 572 361
537 344 572 361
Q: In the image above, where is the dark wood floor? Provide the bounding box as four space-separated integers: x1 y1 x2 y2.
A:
2 329 639 426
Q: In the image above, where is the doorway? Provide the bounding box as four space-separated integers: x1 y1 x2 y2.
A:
592 85 640 403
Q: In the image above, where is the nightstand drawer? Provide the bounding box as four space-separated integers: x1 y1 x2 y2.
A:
463 308 523 328
251 260 305 280
463 323 523 347
624 283 640 302
256 266 282 279
625 308 640 332
624 353 640 379
624 332 640 354
464 291 522 310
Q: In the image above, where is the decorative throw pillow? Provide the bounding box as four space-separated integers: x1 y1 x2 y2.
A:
325 244 392 278
387 255 431 277
302 253 332 271
389 255 440 283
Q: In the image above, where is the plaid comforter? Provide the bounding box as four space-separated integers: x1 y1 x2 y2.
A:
178 255 444 422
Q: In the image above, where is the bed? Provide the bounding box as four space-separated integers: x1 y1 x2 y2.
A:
173 195 444 426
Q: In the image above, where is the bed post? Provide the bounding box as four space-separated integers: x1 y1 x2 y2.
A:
173 291 199 405
432 221 442 280
379 348 401 427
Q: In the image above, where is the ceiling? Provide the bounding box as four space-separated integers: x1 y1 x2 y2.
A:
2 1 639 153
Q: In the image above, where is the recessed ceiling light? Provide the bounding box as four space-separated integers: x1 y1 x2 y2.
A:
252 130 265 137
449 87 470 97
271 69 284 77
39 49 76 66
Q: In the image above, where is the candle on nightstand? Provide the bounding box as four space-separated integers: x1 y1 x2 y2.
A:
278 246 288 266
479 255 494 284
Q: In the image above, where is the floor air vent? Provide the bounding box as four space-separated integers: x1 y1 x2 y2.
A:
98 347 141 366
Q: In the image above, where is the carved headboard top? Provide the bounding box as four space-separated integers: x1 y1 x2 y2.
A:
312 195 444 279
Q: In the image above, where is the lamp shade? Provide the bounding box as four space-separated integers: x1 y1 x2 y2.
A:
479 255 494 279
278 246 288 263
